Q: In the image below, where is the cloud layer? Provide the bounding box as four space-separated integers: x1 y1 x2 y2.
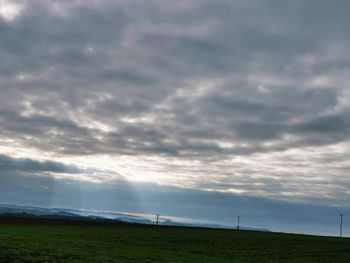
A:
1 0 350 226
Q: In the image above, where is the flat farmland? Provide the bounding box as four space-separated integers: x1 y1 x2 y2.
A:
0 220 349 262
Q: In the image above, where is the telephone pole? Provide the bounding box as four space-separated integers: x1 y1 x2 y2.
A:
155 214 160 226
237 216 241 231
340 214 343 238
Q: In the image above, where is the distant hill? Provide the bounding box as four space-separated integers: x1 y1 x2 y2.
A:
0 203 269 232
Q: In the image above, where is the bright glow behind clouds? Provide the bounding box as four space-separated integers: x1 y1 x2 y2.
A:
0 0 23 22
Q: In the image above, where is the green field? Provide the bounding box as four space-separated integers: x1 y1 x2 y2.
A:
0 221 350 262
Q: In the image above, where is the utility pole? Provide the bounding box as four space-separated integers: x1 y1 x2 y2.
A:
340 214 343 238
155 214 160 226
237 216 241 231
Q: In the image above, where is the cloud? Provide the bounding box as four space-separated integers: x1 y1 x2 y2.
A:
0 0 350 227
0 0 24 22
0 154 83 173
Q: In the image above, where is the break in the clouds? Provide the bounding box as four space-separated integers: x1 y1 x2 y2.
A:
1 0 350 233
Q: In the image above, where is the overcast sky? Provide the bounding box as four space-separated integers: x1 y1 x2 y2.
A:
0 0 350 236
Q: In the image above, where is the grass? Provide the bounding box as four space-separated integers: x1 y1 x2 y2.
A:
0 220 350 262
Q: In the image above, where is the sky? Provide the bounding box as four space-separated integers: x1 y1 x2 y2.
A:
0 0 350 236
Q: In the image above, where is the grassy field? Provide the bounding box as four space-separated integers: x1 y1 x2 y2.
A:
0 220 350 262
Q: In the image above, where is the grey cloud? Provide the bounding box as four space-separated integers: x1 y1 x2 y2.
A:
0 0 348 159
92 99 151 118
0 110 95 145
0 6 125 75
0 154 83 174
141 34 232 75
295 113 350 134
